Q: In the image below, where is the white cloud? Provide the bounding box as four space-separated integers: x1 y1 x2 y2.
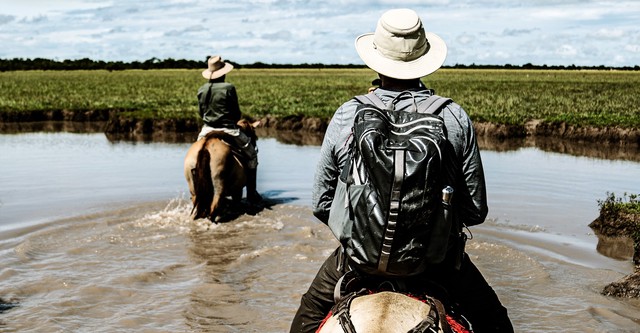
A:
0 0 638 66
625 44 640 53
556 44 578 57
590 28 626 39
1 0 111 18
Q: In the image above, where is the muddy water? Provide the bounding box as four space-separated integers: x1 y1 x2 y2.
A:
1 130 640 332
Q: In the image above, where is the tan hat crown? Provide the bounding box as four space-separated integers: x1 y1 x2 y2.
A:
374 9 428 62
201 55 234 80
208 56 224 71
354 8 447 79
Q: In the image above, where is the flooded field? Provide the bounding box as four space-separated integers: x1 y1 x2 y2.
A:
1 129 639 332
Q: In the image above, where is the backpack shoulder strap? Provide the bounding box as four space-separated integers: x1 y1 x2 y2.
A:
354 92 388 110
417 94 452 115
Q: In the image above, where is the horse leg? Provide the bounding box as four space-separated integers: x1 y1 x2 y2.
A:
209 191 221 222
186 168 196 205
184 158 197 204
208 144 228 222
231 190 243 203
184 139 204 218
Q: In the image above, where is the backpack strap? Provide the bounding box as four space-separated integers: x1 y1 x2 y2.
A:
354 92 388 110
378 149 404 273
417 94 452 115
356 92 452 115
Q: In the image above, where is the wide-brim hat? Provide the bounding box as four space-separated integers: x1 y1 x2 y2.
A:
355 8 447 80
202 55 234 80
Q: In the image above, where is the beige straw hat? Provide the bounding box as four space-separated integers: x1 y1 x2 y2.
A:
355 8 447 79
201 55 234 80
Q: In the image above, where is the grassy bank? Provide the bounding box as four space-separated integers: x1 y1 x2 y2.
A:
1 68 639 129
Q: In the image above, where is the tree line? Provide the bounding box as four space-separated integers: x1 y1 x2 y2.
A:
1 57 638 71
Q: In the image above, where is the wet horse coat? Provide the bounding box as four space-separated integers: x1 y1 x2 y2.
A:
183 120 259 221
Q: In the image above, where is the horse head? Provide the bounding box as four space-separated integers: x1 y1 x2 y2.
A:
237 119 261 146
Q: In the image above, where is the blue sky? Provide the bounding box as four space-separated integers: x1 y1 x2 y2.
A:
1 0 639 67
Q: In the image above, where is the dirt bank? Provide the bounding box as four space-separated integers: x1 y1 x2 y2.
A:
108 115 640 147
590 206 640 298
474 120 640 146
2 111 638 147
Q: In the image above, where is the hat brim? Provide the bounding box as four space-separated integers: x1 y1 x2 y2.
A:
201 62 234 80
355 32 447 80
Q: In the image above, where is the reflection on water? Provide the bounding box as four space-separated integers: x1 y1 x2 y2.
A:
592 234 635 261
4 120 638 161
0 121 107 134
478 135 640 162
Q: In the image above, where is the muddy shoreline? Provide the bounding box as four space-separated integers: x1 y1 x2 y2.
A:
1 110 638 147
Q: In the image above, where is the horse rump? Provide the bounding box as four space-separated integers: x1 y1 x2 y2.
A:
191 145 214 219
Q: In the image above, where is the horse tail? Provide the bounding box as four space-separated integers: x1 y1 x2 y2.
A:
192 139 215 219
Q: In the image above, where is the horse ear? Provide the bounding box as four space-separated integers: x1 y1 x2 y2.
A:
251 120 261 128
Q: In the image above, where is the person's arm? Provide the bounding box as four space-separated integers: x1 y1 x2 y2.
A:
227 85 241 123
196 84 209 119
444 104 488 227
312 101 357 224
458 108 488 226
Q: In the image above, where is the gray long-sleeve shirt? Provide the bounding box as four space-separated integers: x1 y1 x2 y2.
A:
311 87 488 227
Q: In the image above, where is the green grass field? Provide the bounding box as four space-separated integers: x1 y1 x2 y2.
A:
1 68 638 128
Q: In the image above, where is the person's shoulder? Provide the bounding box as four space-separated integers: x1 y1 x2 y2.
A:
206 82 236 95
444 101 469 119
197 82 210 92
337 97 361 112
430 94 465 118
212 81 235 89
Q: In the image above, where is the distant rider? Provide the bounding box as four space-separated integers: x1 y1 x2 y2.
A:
197 55 261 203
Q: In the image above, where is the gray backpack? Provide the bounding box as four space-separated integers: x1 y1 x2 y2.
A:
328 91 456 277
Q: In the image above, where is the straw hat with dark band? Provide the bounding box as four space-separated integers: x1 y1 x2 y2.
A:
355 8 447 80
202 55 234 80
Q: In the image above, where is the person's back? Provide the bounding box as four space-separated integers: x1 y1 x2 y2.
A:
291 8 512 333
313 86 486 228
197 80 240 130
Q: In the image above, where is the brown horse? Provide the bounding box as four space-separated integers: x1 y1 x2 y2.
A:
184 119 260 222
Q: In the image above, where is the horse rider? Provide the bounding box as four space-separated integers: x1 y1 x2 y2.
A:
197 55 261 204
289 8 514 333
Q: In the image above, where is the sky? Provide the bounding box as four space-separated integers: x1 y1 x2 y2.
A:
1 0 639 67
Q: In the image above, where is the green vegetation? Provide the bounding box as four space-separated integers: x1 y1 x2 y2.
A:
598 192 640 216
1 68 639 128
595 192 640 244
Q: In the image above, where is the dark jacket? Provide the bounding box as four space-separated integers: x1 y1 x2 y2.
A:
197 82 241 128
